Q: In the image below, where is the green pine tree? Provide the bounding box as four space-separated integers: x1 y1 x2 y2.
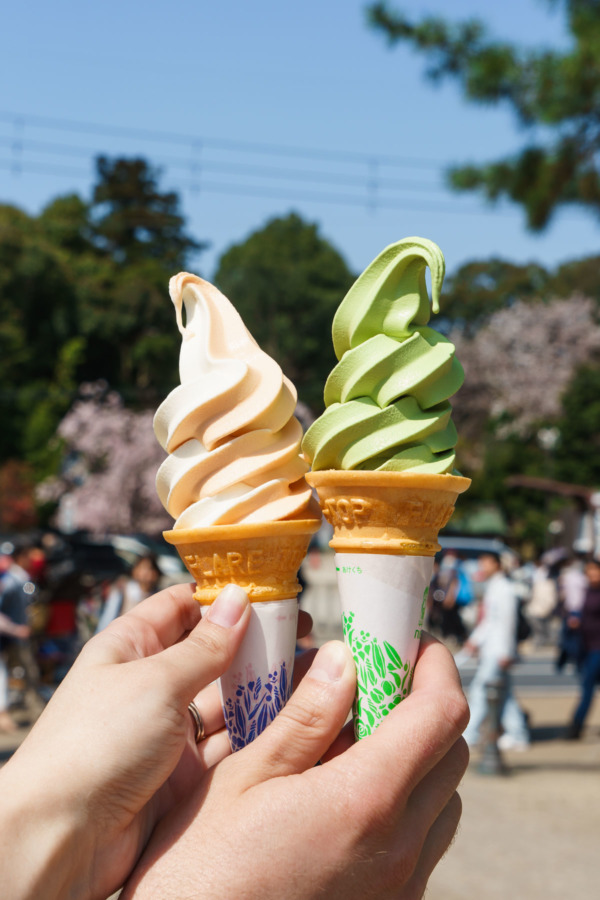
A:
368 1 600 229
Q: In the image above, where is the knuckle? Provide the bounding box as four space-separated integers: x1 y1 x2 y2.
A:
378 829 421 890
449 790 463 825
165 585 200 631
441 686 470 740
437 739 470 797
438 792 463 856
187 625 227 662
452 736 470 778
333 775 425 892
280 690 327 734
343 776 407 845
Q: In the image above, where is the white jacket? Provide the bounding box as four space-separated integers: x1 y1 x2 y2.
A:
469 573 518 662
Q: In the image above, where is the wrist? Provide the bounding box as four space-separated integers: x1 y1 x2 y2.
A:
0 759 92 900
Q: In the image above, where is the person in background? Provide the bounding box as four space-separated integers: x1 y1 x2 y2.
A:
428 552 468 645
566 558 600 739
0 541 36 628
37 573 82 690
462 552 530 751
556 555 588 671
0 609 30 732
0 541 37 728
75 574 104 645
527 557 558 648
96 554 162 632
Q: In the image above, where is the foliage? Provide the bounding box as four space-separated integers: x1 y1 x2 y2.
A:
91 156 205 268
451 294 600 545
214 213 355 413
368 1 600 228
0 157 204 473
436 259 550 332
39 382 171 535
466 434 566 549
0 461 37 531
554 364 600 485
0 203 80 463
452 295 600 448
19 337 87 481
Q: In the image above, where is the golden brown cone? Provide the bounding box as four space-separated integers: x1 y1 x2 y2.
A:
164 519 320 604
306 470 470 556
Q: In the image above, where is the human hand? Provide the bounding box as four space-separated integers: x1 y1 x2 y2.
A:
125 633 469 900
0 582 310 900
14 622 31 639
0 611 30 639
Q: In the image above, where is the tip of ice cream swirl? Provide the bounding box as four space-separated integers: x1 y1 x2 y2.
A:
303 237 464 474
154 273 319 528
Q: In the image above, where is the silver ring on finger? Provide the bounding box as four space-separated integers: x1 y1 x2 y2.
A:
188 701 205 743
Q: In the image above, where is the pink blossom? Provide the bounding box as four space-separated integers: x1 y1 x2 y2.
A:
40 382 171 535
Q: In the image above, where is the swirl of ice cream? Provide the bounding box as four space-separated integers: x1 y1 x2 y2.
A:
154 273 318 528
303 237 464 474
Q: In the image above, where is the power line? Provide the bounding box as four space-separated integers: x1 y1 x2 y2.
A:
0 157 521 218
0 108 564 222
0 134 446 194
0 109 444 170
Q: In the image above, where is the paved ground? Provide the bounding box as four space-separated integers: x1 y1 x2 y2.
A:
427 691 600 900
2 669 598 900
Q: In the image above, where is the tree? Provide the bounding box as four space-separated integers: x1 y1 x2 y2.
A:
368 1 600 229
437 258 550 333
452 294 600 452
0 461 37 531
0 158 205 477
214 213 355 413
550 254 600 303
39 382 171 535
80 157 205 396
449 295 600 544
554 364 600 486
91 157 205 268
0 203 81 464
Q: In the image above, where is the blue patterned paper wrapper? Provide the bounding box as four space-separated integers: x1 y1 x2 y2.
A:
215 598 298 751
335 552 433 739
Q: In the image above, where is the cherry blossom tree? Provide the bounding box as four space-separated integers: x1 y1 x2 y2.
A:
39 382 171 535
452 295 600 465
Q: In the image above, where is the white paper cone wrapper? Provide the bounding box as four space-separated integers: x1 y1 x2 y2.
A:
213 598 298 751
335 552 433 739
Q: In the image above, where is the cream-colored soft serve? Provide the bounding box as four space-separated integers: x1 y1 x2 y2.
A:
154 273 318 528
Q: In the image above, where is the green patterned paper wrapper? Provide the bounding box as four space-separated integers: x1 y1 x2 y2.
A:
336 552 432 739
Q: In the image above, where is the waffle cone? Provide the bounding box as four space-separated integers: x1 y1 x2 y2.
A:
306 470 470 556
163 519 320 604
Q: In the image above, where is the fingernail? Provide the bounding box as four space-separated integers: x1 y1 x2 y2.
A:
308 642 347 683
206 584 248 628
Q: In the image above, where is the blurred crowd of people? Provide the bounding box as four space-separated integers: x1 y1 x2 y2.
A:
0 533 168 733
426 548 600 746
2 530 600 745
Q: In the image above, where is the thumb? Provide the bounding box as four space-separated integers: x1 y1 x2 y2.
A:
154 583 251 703
233 641 356 784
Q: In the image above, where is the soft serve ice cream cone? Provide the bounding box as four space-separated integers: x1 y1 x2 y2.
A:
155 273 320 749
303 238 469 739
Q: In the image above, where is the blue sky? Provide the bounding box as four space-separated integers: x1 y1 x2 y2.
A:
1 0 596 281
